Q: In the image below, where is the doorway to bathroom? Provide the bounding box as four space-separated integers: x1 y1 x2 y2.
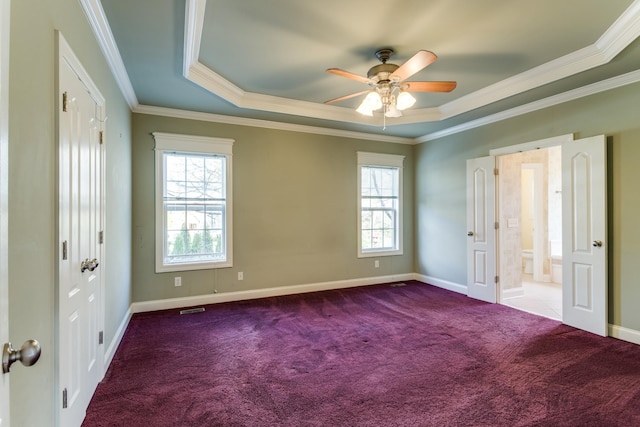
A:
467 134 607 335
497 146 562 320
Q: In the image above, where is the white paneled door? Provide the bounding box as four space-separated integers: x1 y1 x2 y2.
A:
0 0 10 423
466 156 497 303
58 34 105 427
562 135 607 336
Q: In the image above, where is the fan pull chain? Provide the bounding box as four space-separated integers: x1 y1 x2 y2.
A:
383 105 387 130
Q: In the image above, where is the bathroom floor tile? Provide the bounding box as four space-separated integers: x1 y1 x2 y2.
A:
502 274 562 321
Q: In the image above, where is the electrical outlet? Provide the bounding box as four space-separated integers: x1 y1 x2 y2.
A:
238 272 244 281
174 276 182 287
374 260 380 268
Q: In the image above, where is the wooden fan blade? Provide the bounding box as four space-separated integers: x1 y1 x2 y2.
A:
401 81 457 93
390 50 437 82
326 68 373 85
324 90 370 105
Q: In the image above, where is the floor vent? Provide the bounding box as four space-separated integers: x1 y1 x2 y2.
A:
390 283 407 287
180 307 205 315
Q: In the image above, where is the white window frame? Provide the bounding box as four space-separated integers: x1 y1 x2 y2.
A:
153 132 234 272
357 152 404 258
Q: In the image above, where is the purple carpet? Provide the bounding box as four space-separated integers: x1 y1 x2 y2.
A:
83 281 640 426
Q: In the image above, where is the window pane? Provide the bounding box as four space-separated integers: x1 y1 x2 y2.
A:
186 156 205 182
205 183 223 199
362 211 372 229
166 181 185 199
162 151 228 266
166 206 186 232
383 228 394 249
359 163 400 255
383 211 394 229
362 230 372 250
371 229 383 249
167 229 188 256
165 155 185 182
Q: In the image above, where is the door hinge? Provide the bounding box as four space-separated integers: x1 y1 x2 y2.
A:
99 331 104 345
62 388 68 409
99 130 104 145
62 241 68 260
62 91 68 112
99 231 104 244
495 275 500 284
495 222 499 230
494 168 499 176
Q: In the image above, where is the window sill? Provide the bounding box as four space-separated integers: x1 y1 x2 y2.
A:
358 249 403 258
156 260 232 273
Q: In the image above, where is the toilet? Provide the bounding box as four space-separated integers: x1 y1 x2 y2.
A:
549 240 562 284
522 249 533 274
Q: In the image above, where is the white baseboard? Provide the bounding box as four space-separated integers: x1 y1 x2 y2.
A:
103 306 132 370
413 274 467 295
608 324 640 345
131 273 415 314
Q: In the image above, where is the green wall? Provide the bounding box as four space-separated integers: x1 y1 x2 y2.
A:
8 0 132 425
415 81 640 332
132 114 414 302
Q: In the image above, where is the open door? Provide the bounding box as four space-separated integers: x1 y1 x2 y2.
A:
562 135 607 336
466 156 497 303
0 0 10 422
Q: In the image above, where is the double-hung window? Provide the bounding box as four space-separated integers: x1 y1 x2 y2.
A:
153 133 233 272
357 152 404 257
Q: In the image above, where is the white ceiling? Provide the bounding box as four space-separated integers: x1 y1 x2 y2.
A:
94 0 640 141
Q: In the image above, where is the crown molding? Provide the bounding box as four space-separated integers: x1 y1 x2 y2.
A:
79 0 138 109
438 45 606 118
597 0 640 59
417 69 640 143
440 1 640 120
133 104 416 144
183 0 205 76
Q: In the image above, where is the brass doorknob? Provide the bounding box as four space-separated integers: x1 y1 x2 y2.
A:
592 240 603 247
2 340 41 373
467 231 474 236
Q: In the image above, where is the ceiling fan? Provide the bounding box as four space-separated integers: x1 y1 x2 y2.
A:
325 48 456 118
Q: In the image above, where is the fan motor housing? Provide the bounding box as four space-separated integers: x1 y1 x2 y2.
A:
367 63 399 82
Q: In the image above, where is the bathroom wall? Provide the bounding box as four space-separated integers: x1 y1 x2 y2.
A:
499 148 551 294
547 146 562 246
499 152 523 294
521 168 534 250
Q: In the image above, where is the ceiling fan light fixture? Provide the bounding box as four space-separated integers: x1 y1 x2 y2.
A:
363 91 383 110
384 101 402 118
396 91 416 110
326 49 455 124
356 102 374 116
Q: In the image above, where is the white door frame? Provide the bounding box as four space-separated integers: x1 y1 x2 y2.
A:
56 32 106 425
0 0 10 423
